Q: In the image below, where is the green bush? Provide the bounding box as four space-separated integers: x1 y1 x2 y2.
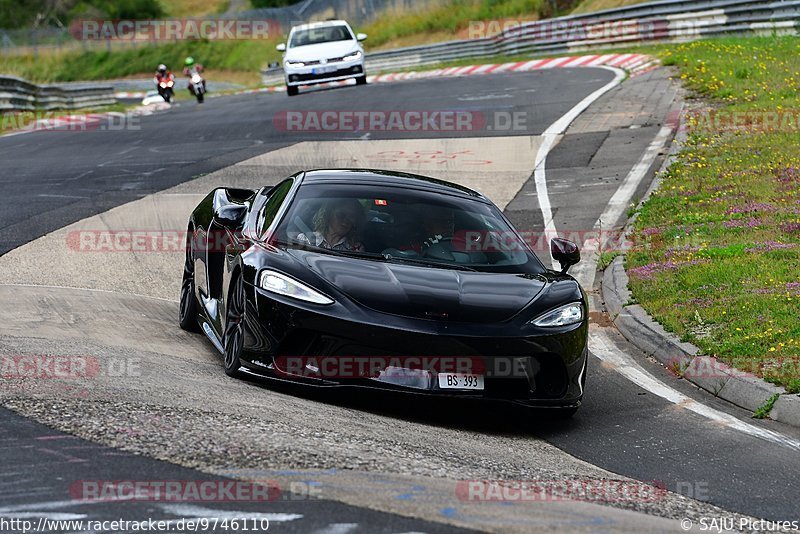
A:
0 0 164 29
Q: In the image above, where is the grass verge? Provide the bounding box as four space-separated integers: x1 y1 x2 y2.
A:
0 38 283 83
0 103 130 136
626 36 800 392
0 0 575 83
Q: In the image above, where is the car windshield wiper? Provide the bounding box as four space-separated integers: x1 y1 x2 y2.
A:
382 254 477 272
275 240 477 271
274 239 387 261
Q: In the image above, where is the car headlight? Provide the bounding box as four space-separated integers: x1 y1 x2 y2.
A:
343 50 362 61
531 302 584 327
285 60 305 67
259 270 333 305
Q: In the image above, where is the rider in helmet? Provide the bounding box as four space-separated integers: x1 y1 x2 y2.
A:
154 64 174 86
182 56 206 96
153 64 175 101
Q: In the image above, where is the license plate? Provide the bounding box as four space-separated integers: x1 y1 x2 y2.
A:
438 373 484 390
313 66 336 75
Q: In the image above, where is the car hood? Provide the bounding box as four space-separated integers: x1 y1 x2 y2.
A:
299 252 545 323
285 41 360 62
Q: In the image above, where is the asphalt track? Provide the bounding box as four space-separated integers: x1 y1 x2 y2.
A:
1 68 799 532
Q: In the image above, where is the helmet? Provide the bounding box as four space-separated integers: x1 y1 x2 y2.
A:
184 57 195 67
157 64 167 73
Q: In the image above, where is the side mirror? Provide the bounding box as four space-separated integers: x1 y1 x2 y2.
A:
356 33 367 41
550 238 580 274
276 43 286 52
216 204 248 229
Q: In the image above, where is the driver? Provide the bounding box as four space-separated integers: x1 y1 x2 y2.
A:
421 209 455 249
398 208 455 255
297 198 365 251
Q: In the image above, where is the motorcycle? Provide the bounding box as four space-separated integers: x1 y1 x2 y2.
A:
190 72 206 103
157 79 175 103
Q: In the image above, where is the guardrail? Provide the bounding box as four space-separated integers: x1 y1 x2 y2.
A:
262 0 800 85
0 76 116 112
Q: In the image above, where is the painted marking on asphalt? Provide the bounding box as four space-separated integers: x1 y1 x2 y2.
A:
235 136 543 210
531 78 800 450
158 504 303 523
533 66 626 269
311 523 360 534
37 194 88 199
36 447 88 463
0 283 179 303
570 125 673 289
0 500 90 513
591 329 800 452
0 512 87 520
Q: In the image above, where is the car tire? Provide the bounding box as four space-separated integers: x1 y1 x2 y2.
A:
179 237 200 333
286 85 298 96
355 74 367 85
223 274 246 378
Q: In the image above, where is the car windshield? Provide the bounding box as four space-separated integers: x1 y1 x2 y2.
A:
270 182 546 275
289 25 353 48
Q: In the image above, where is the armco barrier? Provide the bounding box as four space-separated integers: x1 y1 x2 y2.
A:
0 76 116 112
261 0 800 85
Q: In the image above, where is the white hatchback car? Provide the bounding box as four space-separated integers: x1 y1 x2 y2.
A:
277 20 367 96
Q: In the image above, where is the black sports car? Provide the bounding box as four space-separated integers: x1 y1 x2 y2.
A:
180 169 587 416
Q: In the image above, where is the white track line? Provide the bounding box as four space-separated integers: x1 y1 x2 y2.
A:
570 125 673 288
0 283 179 303
533 66 626 270
534 78 800 450
592 329 800 451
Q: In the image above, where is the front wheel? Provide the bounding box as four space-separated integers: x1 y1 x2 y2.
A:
196 91 204 103
286 85 298 96
355 74 367 86
222 275 246 377
179 240 200 332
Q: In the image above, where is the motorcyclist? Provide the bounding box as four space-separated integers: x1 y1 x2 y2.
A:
153 64 175 101
182 56 206 96
154 64 174 87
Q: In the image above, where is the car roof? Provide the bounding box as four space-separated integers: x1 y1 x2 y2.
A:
299 169 488 201
290 20 351 32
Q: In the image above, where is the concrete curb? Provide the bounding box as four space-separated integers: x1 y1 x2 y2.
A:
598 88 800 428
603 243 800 427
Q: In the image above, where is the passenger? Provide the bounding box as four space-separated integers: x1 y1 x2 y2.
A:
298 198 365 251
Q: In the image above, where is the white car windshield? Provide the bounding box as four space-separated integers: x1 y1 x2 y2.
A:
289 25 353 48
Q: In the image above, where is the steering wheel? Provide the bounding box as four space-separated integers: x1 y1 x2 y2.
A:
421 237 455 261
